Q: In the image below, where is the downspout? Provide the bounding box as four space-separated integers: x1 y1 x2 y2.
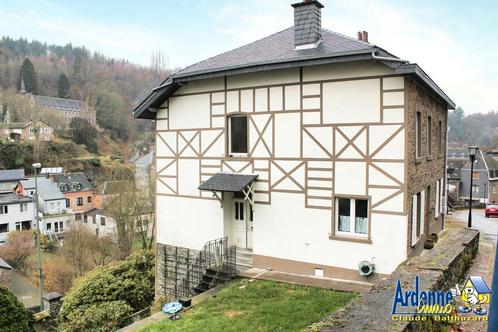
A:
371 52 410 63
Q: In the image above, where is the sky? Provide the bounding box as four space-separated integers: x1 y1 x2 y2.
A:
0 0 497 114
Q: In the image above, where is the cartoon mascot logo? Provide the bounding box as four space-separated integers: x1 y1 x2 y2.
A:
451 276 492 315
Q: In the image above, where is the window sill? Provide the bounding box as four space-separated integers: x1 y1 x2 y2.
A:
329 234 372 244
415 157 422 164
427 155 433 161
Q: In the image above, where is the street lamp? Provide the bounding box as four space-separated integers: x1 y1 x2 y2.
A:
32 162 44 311
468 146 479 228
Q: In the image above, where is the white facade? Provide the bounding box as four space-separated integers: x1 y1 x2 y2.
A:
0 197 34 243
154 61 416 279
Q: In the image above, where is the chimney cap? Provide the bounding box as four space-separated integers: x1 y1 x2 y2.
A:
291 0 324 9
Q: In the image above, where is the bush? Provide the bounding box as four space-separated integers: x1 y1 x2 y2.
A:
59 250 154 331
0 230 35 271
60 300 133 332
0 286 34 332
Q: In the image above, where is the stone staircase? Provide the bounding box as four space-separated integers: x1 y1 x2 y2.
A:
236 247 253 274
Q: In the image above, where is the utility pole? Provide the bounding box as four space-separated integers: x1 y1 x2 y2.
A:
32 162 44 311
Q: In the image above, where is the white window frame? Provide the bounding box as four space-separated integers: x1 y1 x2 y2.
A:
0 205 7 214
0 223 9 233
20 203 28 213
334 197 369 238
228 115 248 157
472 185 479 193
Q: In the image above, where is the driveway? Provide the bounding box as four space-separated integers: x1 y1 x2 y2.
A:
0 270 39 308
449 208 498 244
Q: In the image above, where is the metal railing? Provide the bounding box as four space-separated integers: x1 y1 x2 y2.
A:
176 237 236 298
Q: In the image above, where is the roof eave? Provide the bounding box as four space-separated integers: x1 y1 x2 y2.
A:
394 64 455 109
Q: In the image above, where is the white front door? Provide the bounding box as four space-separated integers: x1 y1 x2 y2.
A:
233 199 253 249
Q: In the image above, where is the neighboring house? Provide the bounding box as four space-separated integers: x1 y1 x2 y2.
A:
16 178 73 235
0 193 34 243
133 0 454 297
134 151 155 197
53 172 94 221
0 120 54 141
30 95 97 125
447 148 468 202
82 209 116 239
460 151 498 204
93 180 136 209
0 169 26 195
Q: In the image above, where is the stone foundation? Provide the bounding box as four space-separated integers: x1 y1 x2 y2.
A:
155 243 199 300
307 227 480 331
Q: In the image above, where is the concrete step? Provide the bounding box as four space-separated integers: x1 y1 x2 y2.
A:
236 256 253 264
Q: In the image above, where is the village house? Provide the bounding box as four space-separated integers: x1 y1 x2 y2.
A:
53 172 94 221
16 177 73 235
459 150 498 204
133 0 454 298
0 120 54 142
0 169 26 195
0 193 34 243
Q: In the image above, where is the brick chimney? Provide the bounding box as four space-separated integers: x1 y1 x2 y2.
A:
357 31 369 43
292 0 324 48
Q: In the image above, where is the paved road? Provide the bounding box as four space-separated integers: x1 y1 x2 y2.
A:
450 208 498 245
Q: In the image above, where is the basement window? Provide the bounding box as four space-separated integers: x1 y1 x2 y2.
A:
228 115 248 156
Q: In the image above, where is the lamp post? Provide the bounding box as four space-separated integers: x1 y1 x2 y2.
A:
32 162 44 311
468 146 479 228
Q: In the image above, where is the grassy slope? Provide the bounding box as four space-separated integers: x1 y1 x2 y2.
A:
141 280 356 332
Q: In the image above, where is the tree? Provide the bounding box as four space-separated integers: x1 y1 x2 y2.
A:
59 250 155 331
58 73 71 98
17 58 38 94
0 230 35 271
69 117 98 153
104 185 153 258
0 286 35 332
95 91 132 141
62 223 117 277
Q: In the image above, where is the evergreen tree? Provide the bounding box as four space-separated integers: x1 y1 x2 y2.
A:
58 73 71 99
17 58 38 94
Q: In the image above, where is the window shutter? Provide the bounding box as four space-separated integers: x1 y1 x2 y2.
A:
411 195 417 246
419 190 425 236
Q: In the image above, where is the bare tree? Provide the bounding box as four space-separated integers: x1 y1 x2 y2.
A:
105 185 154 258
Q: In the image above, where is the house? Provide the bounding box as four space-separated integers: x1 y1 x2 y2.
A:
446 148 468 203
80 208 116 238
16 177 73 235
460 150 498 204
134 151 155 197
0 193 34 243
133 0 454 297
0 169 26 195
30 95 96 125
0 120 54 141
93 180 136 209
53 172 94 221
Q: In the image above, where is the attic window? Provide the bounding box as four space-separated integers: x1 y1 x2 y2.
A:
228 115 248 155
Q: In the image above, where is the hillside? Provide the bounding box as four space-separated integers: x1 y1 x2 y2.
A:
0 36 169 147
448 107 498 149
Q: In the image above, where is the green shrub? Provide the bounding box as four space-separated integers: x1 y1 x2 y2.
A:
0 286 35 332
59 250 154 331
60 300 133 332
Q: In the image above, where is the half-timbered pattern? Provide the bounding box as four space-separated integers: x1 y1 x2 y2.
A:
134 0 455 296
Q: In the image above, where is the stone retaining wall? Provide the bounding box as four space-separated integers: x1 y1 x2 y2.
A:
307 227 480 331
155 243 200 300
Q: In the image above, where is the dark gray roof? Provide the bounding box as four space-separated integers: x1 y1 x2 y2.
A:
0 257 12 270
20 178 65 201
54 172 92 192
33 95 81 112
135 151 154 165
175 27 374 78
198 173 258 192
133 26 455 119
0 169 25 182
0 193 33 205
